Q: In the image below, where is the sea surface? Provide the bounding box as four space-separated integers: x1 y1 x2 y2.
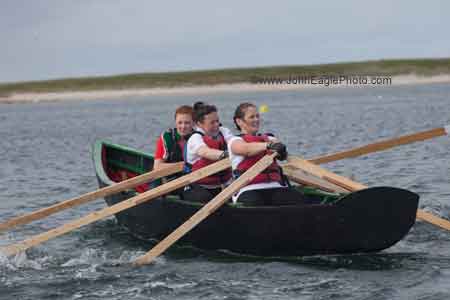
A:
0 84 450 299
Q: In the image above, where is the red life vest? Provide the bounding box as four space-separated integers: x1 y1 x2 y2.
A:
234 134 282 185
189 131 232 186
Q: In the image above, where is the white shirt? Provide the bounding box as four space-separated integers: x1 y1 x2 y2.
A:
228 135 285 203
186 127 234 165
185 126 234 188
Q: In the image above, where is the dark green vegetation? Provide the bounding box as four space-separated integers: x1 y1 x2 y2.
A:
1 58 449 96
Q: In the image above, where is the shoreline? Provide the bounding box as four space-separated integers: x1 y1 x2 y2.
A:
1 74 450 104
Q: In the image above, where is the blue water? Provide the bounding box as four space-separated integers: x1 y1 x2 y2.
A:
0 83 450 299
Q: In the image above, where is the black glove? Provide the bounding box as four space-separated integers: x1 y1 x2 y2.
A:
267 142 287 161
219 150 229 159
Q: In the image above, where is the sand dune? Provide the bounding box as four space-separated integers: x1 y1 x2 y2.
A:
1 74 449 104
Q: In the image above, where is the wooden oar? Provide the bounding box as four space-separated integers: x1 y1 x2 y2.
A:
133 153 278 266
283 125 449 193
0 159 230 257
2 125 447 255
307 125 450 165
287 157 366 191
288 157 450 231
0 162 184 232
282 165 348 193
3 125 444 233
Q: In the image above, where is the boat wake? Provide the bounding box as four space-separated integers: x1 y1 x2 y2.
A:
0 251 46 271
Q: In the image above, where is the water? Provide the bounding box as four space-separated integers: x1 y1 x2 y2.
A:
0 84 449 299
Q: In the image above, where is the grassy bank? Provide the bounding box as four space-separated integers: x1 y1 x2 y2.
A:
1 58 449 96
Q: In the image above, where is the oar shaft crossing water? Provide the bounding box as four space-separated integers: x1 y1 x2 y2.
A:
2 125 447 233
308 125 450 164
0 162 184 232
287 157 450 231
0 159 230 257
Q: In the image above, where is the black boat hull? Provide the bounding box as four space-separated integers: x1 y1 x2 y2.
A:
103 186 418 256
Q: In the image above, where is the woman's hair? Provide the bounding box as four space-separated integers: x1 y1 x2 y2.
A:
174 105 193 119
233 102 256 130
192 101 217 123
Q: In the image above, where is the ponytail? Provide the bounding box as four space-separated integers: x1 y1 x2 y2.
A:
192 101 217 123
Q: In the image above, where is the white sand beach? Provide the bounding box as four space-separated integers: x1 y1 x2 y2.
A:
1 74 450 104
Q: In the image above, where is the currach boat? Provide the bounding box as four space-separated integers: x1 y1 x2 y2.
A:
92 140 419 257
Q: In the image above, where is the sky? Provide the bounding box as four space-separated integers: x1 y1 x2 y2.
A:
1 0 450 83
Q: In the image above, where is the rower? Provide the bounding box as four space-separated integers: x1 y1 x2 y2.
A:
151 105 194 192
183 102 234 203
153 105 194 170
228 102 305 206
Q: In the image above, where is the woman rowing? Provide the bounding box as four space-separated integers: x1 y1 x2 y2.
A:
111 105 193 193
153 105 194 171
150 105 194 193
183 102 234 203
228 102 304 205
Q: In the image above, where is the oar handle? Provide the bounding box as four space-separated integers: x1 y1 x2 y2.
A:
282 165 348 193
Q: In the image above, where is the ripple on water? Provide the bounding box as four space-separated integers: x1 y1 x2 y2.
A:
0 85 450 299
0 252 45 271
